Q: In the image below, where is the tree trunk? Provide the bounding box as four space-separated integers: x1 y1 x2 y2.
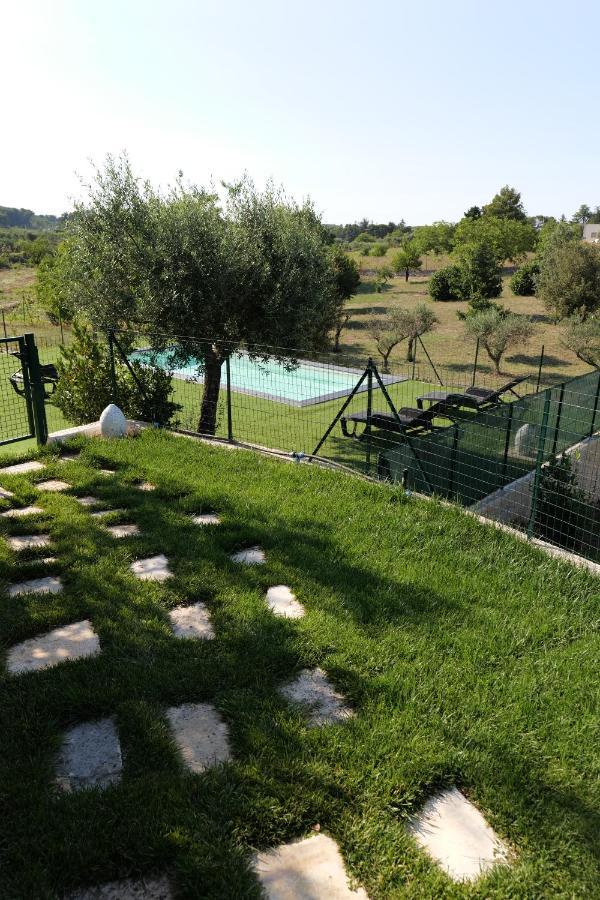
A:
406 337 415 362
198 346 223 435
405 268 409 282
382 351 391 373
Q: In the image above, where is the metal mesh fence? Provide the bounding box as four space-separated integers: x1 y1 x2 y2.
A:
0 336 34 446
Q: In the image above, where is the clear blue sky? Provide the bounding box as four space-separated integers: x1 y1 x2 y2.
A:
3 0 598 224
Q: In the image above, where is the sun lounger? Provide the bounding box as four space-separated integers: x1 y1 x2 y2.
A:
416 376 527 412
341 401 453 438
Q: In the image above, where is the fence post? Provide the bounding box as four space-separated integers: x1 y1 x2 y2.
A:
24 332 48 446
536 345 545 393
590 372 600 438
448 424 459 498
472 339 479 386
550 384 565 456
411 340 417 382
225 355 233 442
107 329 117 404
501 404 513 483
365 358 373 472
527 392 551 539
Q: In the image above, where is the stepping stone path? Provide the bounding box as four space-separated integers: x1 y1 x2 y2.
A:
7 619 100 674
169 602 214 640
1 505 44 518
91 508 124 519
131 554 172 582
99 469 116 476
231 545 266 565
76 496 100 507
66 875 173 899
56 718 122 792
266 585 305 619
36 479 70 492
138 481 156 491
8 575 63 598
7 534 51 551
0 486 14 499
58 453 80 464
280 668 354 727
407 787 510 881
107 523 140 539
191 513 220 526
166 702 231 773
255 833 368 899
0 460 45 475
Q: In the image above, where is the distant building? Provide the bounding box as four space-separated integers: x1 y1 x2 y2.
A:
582 223 600 243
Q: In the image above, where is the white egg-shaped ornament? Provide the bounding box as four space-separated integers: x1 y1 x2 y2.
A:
99 404 127 438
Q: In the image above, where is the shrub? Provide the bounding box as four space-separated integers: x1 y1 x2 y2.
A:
510 261 539 296
534 453 600 559
370 243 387 257
428 265 464 301
54 322 180 426
454 240 503 300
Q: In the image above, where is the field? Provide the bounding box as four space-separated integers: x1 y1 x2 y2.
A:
0 430 598 897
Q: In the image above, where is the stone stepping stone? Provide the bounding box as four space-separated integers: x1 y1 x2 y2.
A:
99 469 116 476
37 479 71 492
91 508 124 519
166 702 231 773
266 585 305 619
407 787 510 881
107 523 140 539
255 833 368 899
66 874 173 899
169 602 214 640
231 545 265 565
0 486 14 499
56 718 122 792
0 460 45 475
280 668 354 727
191 513 220 526
1 505 44 519
58 452 80 464
8 575 63 597
138 481 156 491
131 554 172 581
7 534 51 552
75 496 100 507
7 619 100 674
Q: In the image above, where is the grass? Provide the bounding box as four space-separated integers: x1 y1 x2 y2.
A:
0 430 599 897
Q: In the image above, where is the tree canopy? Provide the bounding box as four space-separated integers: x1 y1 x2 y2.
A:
536 228 600 320
453 215 536 263
482 185 527 221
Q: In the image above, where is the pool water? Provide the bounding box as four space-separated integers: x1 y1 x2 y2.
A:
130 348 405 407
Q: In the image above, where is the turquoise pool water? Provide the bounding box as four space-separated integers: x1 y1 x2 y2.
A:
130 348 405 407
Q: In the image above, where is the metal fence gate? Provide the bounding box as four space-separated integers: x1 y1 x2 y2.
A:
0 332 48 447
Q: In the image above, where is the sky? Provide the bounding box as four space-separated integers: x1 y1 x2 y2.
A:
2 0 599 224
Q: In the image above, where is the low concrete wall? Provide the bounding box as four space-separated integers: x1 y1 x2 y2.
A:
47 420 147 444
472 431 600 526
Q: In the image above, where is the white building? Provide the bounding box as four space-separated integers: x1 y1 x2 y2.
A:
582 223 600 243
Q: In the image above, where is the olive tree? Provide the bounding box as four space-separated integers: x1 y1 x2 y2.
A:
464 309 534 374
368 310 409 372
392 243 422 281
56 155 340 434
561 315 600 368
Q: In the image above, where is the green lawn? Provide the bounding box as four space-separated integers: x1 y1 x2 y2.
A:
0 431 598 897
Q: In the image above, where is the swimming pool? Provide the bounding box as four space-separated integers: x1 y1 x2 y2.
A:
130 348 406 407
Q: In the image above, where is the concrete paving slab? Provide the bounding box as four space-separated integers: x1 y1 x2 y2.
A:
166 702 231 773
37 479 71 492
138 481 156 491
8 575 63 597
56 718 122 792
255 834 368 899
91 508 124 519
169 602 214 640
191 513 221 526
0 486 14 499
231 545 266 565
66 875 173 899
99 469 116 476
7 619 100 674
1 505 44 518
0 460 45 475
7 534 51 551
266 585 305 619
407 787 510 881
75 496 100 507
58 453 80 464
280 668 354 727
107 524 140 539
131 554 172 581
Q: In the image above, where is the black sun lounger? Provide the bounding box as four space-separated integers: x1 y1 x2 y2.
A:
341 401 453 438
416 376 527 412
9 363 59 398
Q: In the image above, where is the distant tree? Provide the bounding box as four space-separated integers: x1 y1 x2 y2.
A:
510 260 540 296
483 185 527 221
464 309 533 374
589 206 600 225
537 230 600 319
54 155 340 435
561 315 600 368
536 217 581 254
464 206 482 220
392 243 422 281
368 309 409 371
331 248 360 351
395 303 439 361
571 204 592 225
36 240 77 323
454 215 536 262
369 242 387 257
453 241 503 299
373 264 394 293
428 265 465 301
412 221 455 256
